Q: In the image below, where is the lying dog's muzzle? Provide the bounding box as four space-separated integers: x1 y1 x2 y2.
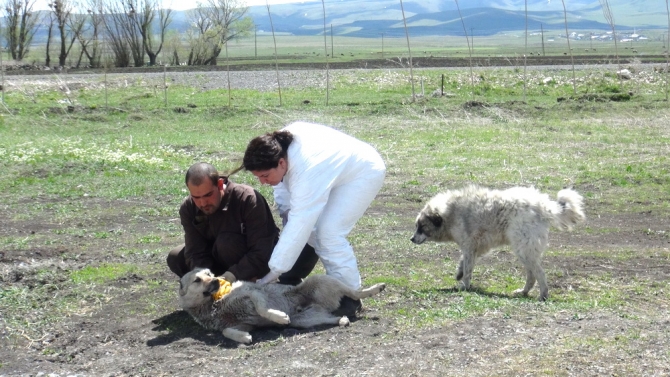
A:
410 232 427 244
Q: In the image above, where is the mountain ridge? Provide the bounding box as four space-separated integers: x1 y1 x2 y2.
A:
24 0 667 43
243 0 666 37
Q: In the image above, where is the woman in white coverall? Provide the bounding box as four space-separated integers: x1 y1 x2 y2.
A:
242 121 386 296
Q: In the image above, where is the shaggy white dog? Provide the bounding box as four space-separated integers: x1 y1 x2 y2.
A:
411 185 585 301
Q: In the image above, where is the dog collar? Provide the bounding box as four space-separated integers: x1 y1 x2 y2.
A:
212 278 232 300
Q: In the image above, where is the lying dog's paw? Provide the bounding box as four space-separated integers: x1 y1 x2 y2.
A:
338 316 350 327
266 309 291 325
222 328 252 344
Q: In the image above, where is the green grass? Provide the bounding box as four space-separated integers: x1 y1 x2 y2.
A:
69 263 141 283
361 255 642 330
1 65 669 344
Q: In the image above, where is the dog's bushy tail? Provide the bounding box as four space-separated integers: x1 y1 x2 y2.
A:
553 189 586 230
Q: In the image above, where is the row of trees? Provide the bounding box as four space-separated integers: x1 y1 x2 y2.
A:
1 0 253 68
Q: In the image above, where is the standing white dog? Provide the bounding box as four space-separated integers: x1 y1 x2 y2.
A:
411 185 585 301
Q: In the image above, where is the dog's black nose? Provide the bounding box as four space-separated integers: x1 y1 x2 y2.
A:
206 279 221 295
410 235 424 244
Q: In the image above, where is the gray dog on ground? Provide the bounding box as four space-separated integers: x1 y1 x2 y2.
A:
179 268 387 344
411 185 585 301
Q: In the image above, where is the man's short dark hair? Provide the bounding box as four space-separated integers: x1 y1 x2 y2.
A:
185 162 219 186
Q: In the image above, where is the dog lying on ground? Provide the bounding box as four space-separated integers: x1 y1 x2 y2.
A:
179 268 386 344
411 185 585 301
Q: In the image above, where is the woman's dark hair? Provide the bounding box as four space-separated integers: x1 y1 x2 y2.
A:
242 130 294 171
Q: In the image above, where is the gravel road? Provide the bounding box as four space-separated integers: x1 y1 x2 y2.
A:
4 69 334 92
3 63 635 93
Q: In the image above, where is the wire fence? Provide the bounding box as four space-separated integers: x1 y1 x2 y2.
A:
1 1 669 109
2 60 668 114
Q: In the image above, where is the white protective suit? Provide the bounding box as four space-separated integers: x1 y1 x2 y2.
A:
268 121 386 290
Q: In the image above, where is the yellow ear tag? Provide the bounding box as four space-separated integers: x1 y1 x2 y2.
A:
212 278 232 301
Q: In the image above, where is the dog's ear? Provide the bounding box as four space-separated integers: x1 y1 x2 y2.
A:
427 210 443 227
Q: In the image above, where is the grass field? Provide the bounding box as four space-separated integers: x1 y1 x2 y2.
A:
0 64 669 375
215 32 670 61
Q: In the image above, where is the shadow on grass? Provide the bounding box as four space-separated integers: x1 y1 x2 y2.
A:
431 286 538 301
147 310 363 348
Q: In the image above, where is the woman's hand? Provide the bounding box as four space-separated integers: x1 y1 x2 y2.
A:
257 270 281 285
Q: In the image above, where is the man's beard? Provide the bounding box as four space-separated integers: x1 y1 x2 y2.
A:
199 205 216 215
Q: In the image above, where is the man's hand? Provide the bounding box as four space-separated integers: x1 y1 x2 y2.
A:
257 270 281 285
221 271 236 283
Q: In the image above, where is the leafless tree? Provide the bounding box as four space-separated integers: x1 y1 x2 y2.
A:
45 11 55 66
104 0 144 66
127 0 172 66
2 0 40 61
68 9 89 67
101 0 172 67
187 0 252 66
49 0 82 67
100 0 132 67
71 0 104 68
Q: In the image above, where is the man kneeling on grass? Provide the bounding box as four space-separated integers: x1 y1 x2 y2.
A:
166 162 318 286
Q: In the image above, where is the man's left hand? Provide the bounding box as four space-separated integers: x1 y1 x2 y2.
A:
221 271 236 283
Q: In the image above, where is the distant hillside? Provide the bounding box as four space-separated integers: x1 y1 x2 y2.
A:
246 7 617 38
25 0 666 44
244 0 666 37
